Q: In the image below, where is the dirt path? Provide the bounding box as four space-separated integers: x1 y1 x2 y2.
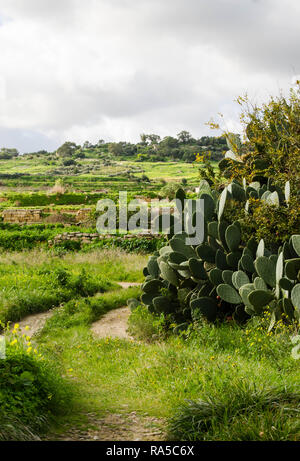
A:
78 290 168 441
117 281 140 289
11 282 140 338
46 412 165 441
90 282 140 340
12 310 53 338
13 281 165 441
91 306 133 339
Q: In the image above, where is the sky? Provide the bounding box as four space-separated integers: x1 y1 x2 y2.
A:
0 0 299 153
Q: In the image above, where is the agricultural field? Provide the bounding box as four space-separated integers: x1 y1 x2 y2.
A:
0 88 300 443
0 152 205 253
0 155 201 195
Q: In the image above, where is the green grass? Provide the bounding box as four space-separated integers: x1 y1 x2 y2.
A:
0 249 146 323
1 248 298 441
124 161 201 182
168 383 300 441
0 159 203 196
37 300 300 441
42 286 141 332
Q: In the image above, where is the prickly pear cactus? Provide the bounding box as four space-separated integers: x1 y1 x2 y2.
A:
135 178 300 330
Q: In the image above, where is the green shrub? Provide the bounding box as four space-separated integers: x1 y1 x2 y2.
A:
159 182 181 200
212 85 300 191
0 329 72 440
127 304 171 342
81 236 166 254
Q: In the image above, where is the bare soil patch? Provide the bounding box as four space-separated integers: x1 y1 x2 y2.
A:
91 306 133 340
13 310 53 337
117 282 140 289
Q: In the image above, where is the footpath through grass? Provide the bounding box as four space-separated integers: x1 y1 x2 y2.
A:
1 248 299 441
0 249 145 324
36 288 300 441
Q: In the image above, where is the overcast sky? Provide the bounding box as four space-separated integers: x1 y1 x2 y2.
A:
0 0 299 153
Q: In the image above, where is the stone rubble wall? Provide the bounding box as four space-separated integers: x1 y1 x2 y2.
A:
2 209 43 223
48 232 158 246
2 208 92 224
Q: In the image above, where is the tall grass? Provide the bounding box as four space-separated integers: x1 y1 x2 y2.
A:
0 409 40 441
168 383 300 441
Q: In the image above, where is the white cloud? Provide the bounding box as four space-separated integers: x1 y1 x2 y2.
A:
0 0 299 151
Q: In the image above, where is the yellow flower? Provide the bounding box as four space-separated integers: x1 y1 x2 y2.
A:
27 341 31 346
27 347 32 353
25 326 30 331
68 368 73 372
14 323 20 329
34 349 38 354
10 339 17 346
26 336 30 341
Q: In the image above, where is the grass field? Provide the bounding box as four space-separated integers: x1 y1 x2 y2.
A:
33 249 299 442
0 155 204 196
1 248 299 441
38 323 299 441
0 249 145 323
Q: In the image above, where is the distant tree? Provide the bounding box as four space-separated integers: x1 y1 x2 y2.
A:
24 150 48 156
62 157 76 166
170 149 183 160
140 133 148 145
97 139 105 146
181 145 199 162
177 130 193 144
198 136 210 146
75 151 86 159
160 136 178 149
108 142 123 156
83 141 92 149
56 142 77 158
122 143 137 156
0 148 19 159
147 134 161 144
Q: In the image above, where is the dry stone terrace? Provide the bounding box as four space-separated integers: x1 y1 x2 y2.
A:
2 208 42 223
48 231 159 245
2 207 92 224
